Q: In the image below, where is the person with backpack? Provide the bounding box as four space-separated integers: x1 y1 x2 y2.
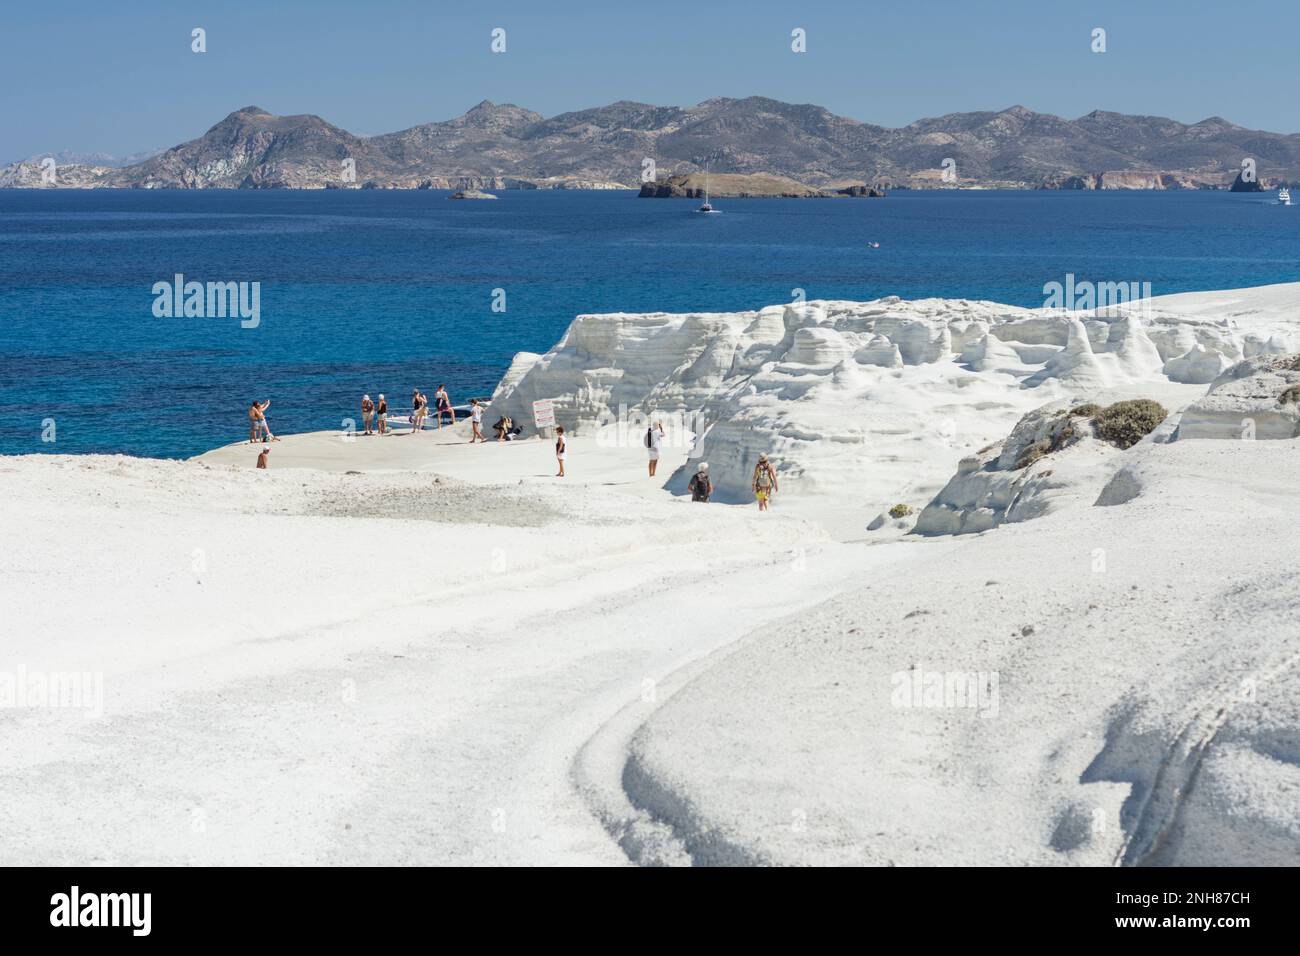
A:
752 453 778 511
688 462 712 502
645 420 665 477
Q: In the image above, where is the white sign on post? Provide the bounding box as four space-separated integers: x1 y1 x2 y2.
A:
532 399 556 430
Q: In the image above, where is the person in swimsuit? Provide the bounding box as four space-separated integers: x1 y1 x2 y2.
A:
256 444 270 469
376 394 388 435
251 400 276 442
361 394 374 436
409 389 426 435
555 425 566 477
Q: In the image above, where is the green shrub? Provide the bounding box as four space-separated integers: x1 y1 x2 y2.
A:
888 503 914 519
1068 402 1103 419
1093 399 1167 449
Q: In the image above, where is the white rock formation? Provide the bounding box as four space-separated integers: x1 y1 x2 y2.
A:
488 288 1300 530
1162 343 1230 384
914 402 1132 535
1173 354 1300 440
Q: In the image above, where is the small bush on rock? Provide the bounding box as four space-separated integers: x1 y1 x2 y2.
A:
1015 439 1052 470
1093 399 1167 449
889 503 914 519
1068 402 1103 419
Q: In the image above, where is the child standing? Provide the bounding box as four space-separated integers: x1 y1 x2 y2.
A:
555 426 566 477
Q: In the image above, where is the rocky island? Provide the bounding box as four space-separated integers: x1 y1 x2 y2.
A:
7 97 1300 191
638 173 885 198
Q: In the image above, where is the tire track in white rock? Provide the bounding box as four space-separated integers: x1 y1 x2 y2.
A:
325 541 879 865
573 540 928 866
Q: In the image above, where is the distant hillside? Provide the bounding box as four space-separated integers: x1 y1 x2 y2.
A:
5 97 1300 190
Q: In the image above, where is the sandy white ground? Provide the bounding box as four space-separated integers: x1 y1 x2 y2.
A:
3 283 1299 866
0 446 879 864
630 440 1300 865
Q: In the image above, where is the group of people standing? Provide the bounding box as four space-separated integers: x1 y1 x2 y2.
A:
382 385 456 436
246 396 779 508
643 422 778 509
359 394 389 435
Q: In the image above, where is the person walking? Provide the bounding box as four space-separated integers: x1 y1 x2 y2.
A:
555 425 567 477
645 420 665 477
752 453 778 511
361 394 375 436
469 399 486 443
688 462 713 502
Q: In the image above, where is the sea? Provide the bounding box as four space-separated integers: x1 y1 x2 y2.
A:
1 187 1297 458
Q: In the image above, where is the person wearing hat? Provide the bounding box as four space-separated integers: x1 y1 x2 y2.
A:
256 444 270 469
376 394 388 435
361 394 374 435
688 462 713 502
752 453 778 511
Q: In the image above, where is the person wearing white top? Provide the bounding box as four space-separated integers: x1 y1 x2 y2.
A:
469 399 486 443
645 420 666 477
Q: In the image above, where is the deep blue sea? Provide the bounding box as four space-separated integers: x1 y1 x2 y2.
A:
2 188 1297 458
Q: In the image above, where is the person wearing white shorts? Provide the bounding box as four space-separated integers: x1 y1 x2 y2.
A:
645 420 665 477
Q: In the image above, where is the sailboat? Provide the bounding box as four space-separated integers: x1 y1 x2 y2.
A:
1278 187 1292 206
695 163 720 214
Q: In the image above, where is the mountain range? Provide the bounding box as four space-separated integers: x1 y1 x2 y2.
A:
4 96 1298 190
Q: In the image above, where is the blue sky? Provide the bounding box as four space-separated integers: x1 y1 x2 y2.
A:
3 0 1298 160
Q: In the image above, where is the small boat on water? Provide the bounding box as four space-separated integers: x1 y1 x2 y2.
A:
1278 187 1292 205
696 163 720 214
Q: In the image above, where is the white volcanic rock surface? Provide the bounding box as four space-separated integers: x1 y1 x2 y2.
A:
629 438 1300 865
5 283 1300 867
490 285 1300 534
1173 354 1300 440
